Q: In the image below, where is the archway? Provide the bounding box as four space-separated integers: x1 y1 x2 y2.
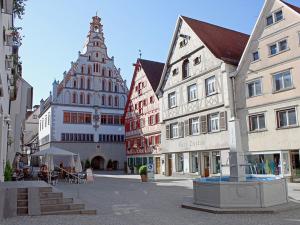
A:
91 156 105 170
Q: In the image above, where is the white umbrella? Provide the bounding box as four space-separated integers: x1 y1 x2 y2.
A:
32 147 76 157
75 154 82 173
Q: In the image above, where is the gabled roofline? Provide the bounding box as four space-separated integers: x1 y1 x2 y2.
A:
234 0 300 77
155 16 182 95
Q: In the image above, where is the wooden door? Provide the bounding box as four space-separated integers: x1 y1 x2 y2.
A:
155 157 161 174
168 157 172 176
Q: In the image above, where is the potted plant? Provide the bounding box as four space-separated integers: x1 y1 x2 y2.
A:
4 161 13 181
107 159 113 171
139 165 148 182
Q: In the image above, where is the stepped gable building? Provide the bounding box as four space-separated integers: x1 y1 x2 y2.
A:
156 16 249 177
39 15 128 170
124 59 164 174
235 0 300 180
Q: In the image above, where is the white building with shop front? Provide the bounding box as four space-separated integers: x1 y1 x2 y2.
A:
39 15 128 170
156 16 249 177
235 0 300 181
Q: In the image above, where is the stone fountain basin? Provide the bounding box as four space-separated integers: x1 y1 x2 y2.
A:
193 177 288 208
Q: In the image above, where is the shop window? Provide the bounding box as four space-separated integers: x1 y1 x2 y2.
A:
190 152 198 173
212 151 221 174
176 153 184 172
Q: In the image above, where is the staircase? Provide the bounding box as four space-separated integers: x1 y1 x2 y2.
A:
39 187 96 215
17 188 28 216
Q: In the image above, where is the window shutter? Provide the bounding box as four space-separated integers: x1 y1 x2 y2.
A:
184 120 190 136
200 115 208 134
179 122 184 138
220 111 227 131
166 125 170 140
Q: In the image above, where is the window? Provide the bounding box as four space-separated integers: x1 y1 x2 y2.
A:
114 96 119 107
73 80 77 88
80 93 84 104
168 92 176 108
273 70 292 92
188 84 197 102
150 96 154 104
48 112 50 125
269 39 288 55
266 15 273 26
205 76 216 96
277 108 297 128
108 96 112 106
87 79 91 89
86 94 91 105
78 113 85 123
72 93 77 103
102 95 106 105
275 10 283 22
170 123 179 139
191 118 200 135
64 112 71 123
194 56 201 65
182 60 189 79
252 51 259 61
208 113 219 132
179 39 188 48
190 152 198 173
247 79 262 98
71 113 77 124
101 115 107 124
85 113 92 124
176 153 184 172
266 10 283 26
172 68 178 76
249 114 266 132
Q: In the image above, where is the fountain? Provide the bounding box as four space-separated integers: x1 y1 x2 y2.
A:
191 118 288 209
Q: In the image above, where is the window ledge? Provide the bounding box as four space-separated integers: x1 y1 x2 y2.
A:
250 59 261 64
268 48 290 58
272 86 294 94
247 93 263 99
206 92 218 97
265 18 284 29
276 125 299 130
249 129 268 134
188 99 198 103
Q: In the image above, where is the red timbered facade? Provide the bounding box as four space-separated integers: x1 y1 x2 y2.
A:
124 59 164 174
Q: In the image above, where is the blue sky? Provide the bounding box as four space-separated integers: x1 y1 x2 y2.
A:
16 0 299 105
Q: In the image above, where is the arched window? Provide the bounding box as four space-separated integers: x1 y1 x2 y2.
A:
114 84 118 93
102 68 106 76
108 80 112 92
87 79 91 90
108 96 113 106
102 95 106 105
80 93 84 104
81 65 84 74
72 92 77 104
80 77 84 89
93 63 96 72
73 80 77 88
88 65 91 75
108 70 112 77
182 59 189 79
87 94 91 105
96 64 98 73
102 79 106 91
114 96 119 107
64 91 71 104
96 52 99 58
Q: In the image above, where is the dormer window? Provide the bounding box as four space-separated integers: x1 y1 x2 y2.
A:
182 59 190 79
252 51 259 61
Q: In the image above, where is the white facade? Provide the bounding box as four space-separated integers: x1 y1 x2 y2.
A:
39 15 128 170
156 16 249 177
235 0 300 179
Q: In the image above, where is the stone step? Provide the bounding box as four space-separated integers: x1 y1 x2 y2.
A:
41 209 97 216
40 197 73 205
17 207 28 216
17 200 28 207
40 192 63 199
39 187 52 193
17 188 28 194
41 203 85 212
17 193 28 200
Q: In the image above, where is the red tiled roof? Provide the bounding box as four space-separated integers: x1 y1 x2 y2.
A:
281 1 300 14
138 59 164 91
181 16 250 65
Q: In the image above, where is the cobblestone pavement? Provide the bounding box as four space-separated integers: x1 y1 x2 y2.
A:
3 172 300 225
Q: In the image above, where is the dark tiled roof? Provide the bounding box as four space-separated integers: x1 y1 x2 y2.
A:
281 1 300 14
138 59 164 91
181 16 250 65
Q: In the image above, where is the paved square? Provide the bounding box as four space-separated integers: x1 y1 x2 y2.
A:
2 173 300 225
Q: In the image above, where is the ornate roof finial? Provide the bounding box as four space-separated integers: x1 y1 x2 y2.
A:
138 49 142 59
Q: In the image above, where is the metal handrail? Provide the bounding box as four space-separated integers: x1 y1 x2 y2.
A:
54 166 86 184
